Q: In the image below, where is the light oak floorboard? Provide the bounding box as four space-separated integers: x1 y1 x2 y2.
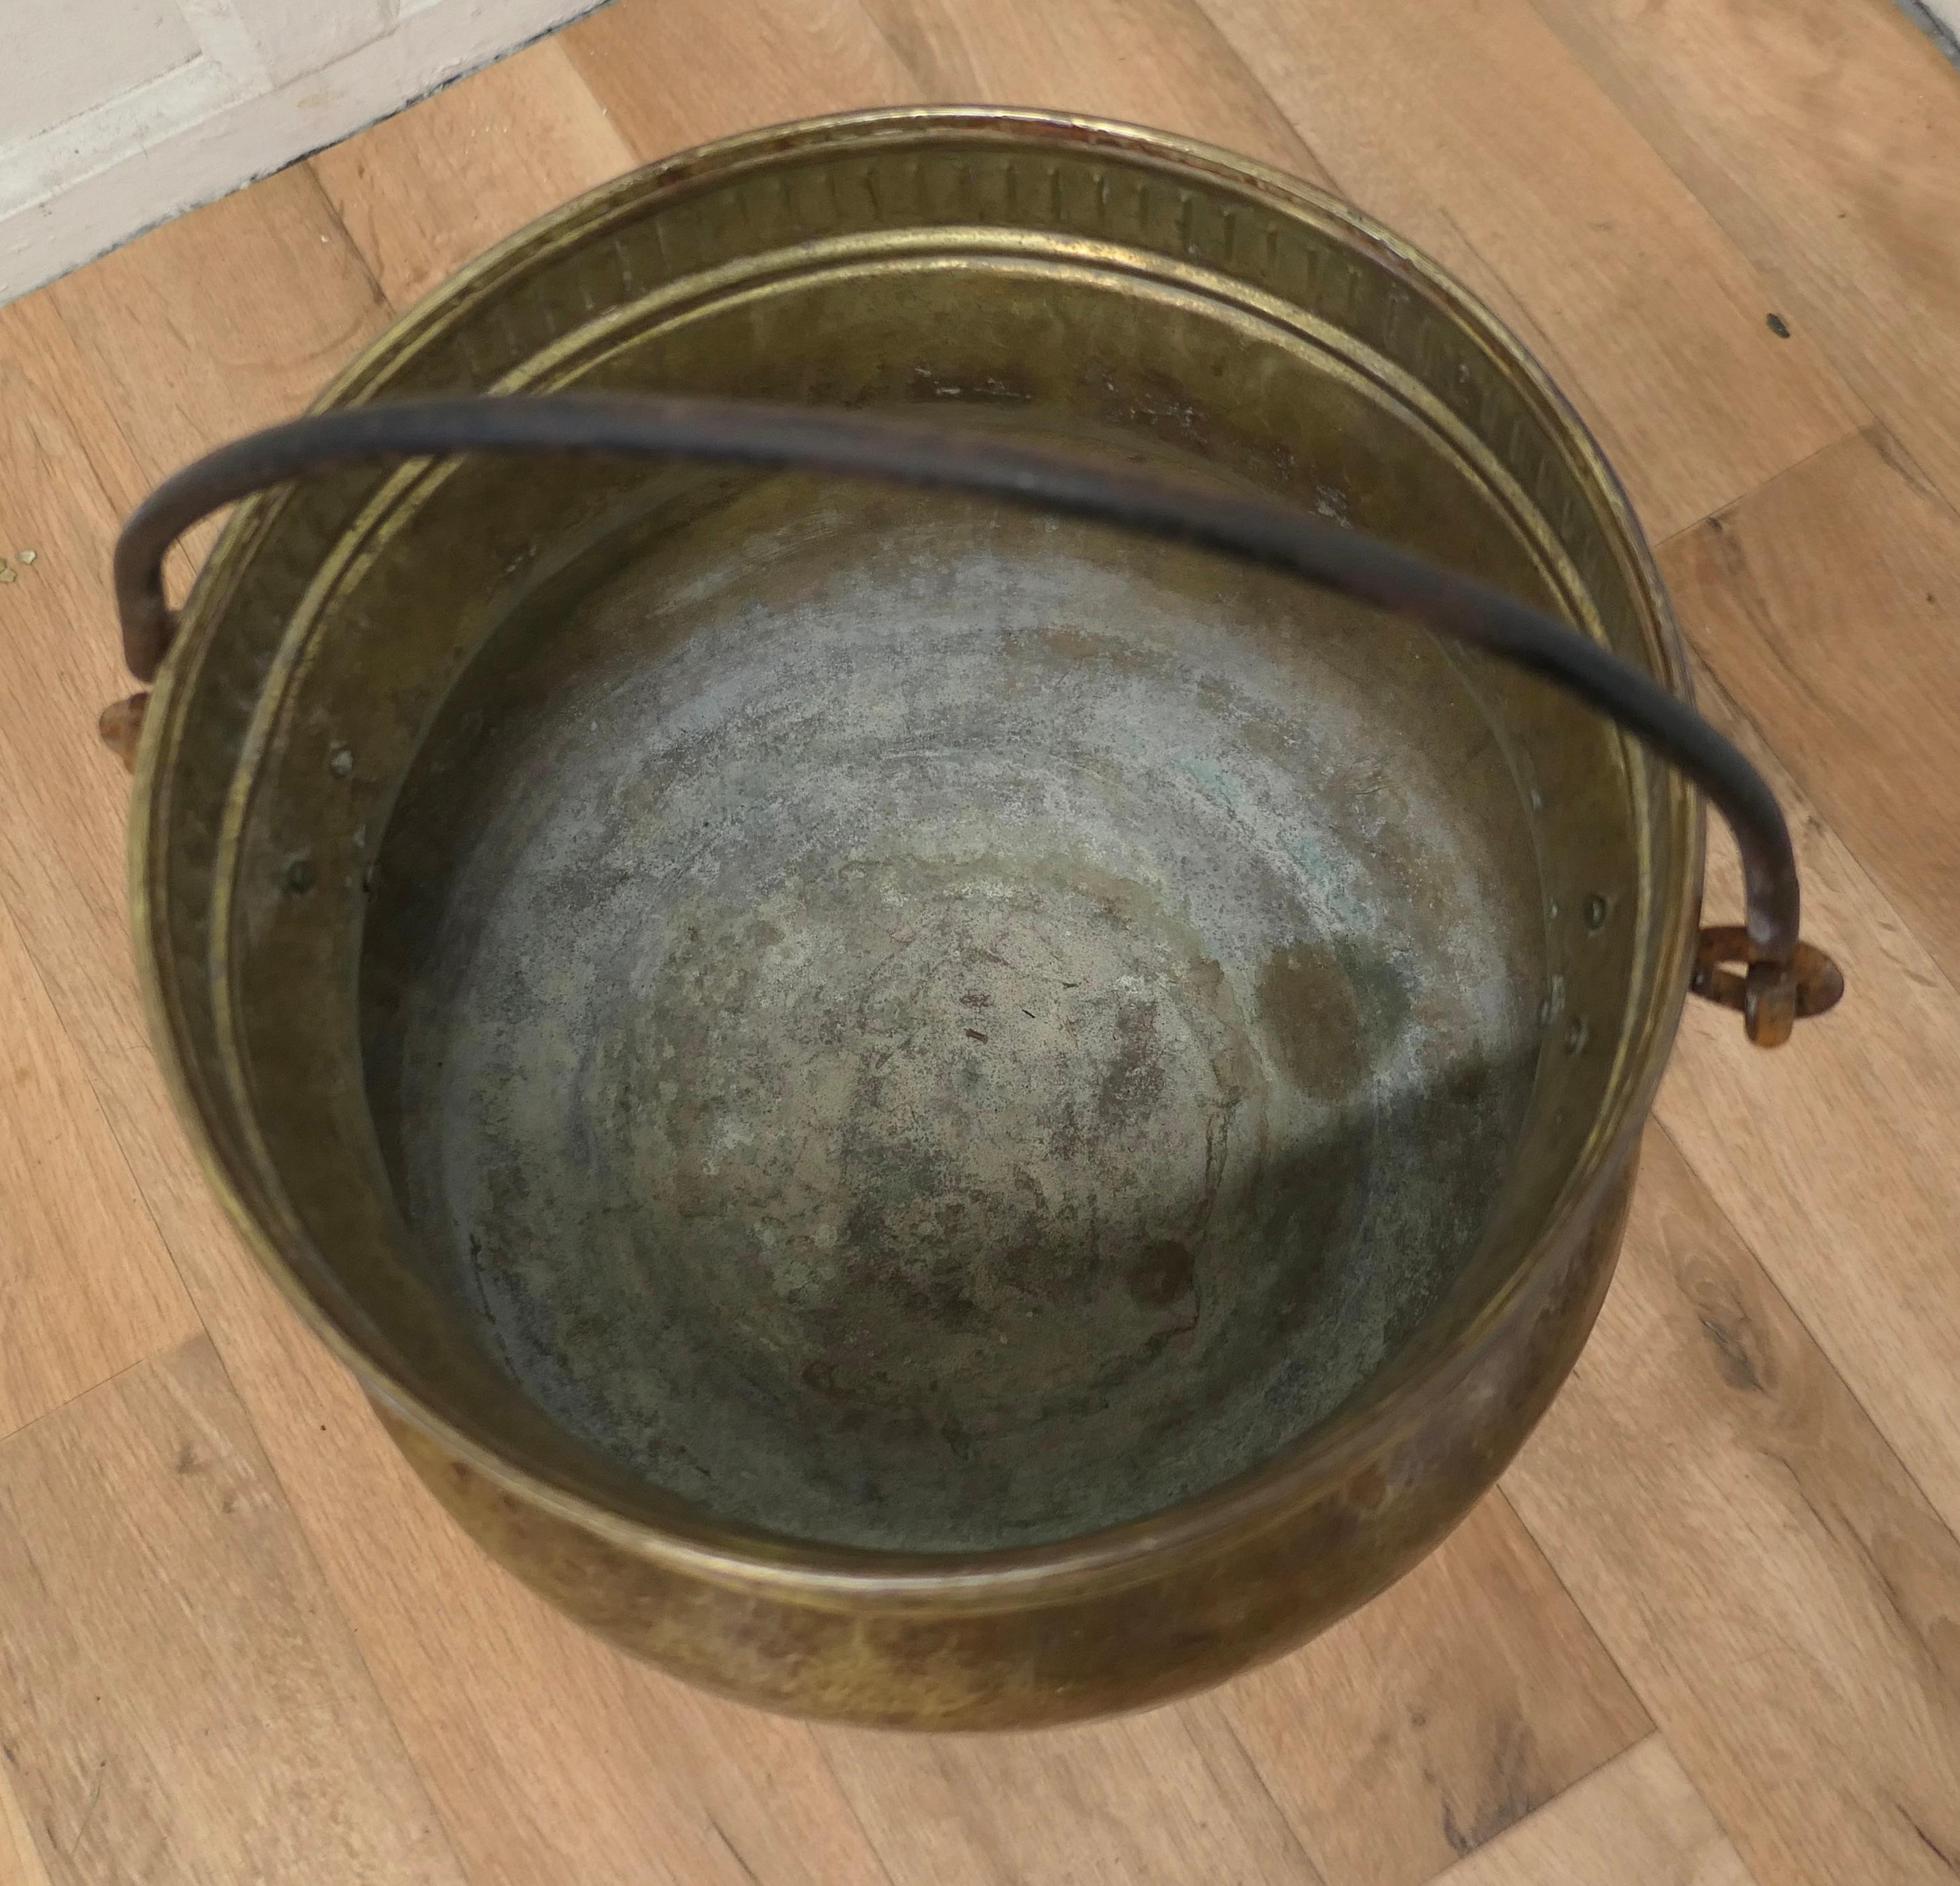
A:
1530 0 1960 514
1198 0 1866 538
1663 428 1960 992
0 890 196 1441
1507 1126 1960 1886
1421 1736 1755 1886
1649 655 1960 1559
311 38 637 310
856 0 1330 184
0 1339 467 1886
1216 1498 1649 1886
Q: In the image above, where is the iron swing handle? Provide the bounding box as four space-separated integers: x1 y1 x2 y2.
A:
100 392 1842 1045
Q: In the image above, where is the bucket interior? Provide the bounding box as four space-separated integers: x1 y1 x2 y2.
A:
156 124 1689 1557
360 461 1547 1551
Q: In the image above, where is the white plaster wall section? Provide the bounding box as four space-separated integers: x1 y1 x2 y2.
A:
1898 0 1960 66
0 0 606 302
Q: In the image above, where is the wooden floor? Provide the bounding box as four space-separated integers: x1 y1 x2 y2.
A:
3 1 1959 1880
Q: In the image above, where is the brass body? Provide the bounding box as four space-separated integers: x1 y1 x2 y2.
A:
130 110 1699 1728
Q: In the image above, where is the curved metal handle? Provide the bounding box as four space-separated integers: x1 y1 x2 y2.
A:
105 392 1842 1045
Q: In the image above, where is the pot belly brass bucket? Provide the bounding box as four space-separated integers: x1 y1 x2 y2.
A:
109 108 1842 1729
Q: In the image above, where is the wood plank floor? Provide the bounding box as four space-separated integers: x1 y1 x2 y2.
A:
3 1 1957 1879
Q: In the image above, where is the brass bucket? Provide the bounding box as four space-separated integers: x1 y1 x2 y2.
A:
108 108 1840 1729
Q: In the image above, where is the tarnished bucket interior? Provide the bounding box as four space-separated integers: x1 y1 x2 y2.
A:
143 112 1695 1559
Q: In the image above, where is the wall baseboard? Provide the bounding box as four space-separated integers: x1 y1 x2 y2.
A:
1897 0 1960 67
0 0 606 306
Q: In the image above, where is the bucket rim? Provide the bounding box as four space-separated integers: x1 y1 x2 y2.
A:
131 103 1701 1604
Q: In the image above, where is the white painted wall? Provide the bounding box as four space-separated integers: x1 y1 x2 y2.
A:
0 0 607 303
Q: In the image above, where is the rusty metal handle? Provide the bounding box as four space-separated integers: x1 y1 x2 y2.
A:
104 392 1842 1045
